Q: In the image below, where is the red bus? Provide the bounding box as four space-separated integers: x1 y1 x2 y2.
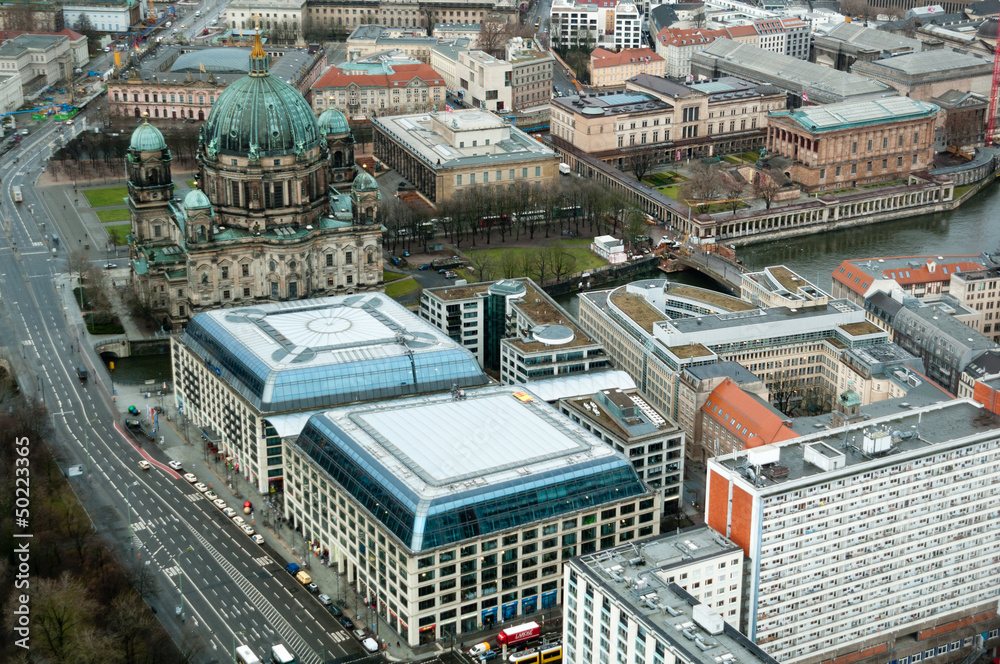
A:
478 214 510 228
497 622 540 647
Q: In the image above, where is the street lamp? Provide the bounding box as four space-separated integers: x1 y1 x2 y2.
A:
125 481 138 548
175 546 193 621
232 629 246 662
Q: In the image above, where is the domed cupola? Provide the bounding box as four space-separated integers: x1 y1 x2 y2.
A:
184 187 212 210
199 28 321 160
130 118 168 152
319 106 350 136
352 171 379 193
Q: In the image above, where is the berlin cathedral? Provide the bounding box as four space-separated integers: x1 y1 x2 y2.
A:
127 30 383 329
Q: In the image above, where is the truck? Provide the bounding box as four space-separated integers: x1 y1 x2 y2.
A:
270 644 295 664
284 562 300 575
559 162 571 176
235 645 262 664
496 622 540 647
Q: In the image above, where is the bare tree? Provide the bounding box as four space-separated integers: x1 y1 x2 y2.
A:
622 208 648 252
477 15 509 57
108 592 159 664
626 150 657 183
680 161 724 213
721 173 747 215
469 252 496 282
499 249 522 278
25 572 99 663
752 170 785 209
549 246 577 282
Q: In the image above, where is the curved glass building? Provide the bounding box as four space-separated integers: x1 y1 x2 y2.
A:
283 385 658 646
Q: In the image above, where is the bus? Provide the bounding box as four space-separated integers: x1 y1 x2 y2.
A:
509 645 562 664
514 209 546 224
478 214 511 228
12 185 22 203
553 205 581 219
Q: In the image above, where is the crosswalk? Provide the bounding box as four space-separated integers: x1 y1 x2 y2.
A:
187 525 322 664
185 493 202 502
329 631 349 643
253 555 273 567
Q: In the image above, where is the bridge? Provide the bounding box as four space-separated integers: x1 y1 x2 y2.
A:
671 249 746 294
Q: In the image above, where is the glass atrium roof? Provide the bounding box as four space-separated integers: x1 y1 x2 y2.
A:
181 295 489 413
294 386 650 551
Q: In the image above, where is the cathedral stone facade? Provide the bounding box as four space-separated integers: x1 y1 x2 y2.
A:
127 31 383 330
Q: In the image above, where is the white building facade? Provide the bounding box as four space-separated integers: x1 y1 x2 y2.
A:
550 0 642 50
706 399 1000 664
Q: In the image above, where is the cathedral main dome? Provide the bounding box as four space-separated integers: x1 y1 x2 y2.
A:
200 33 320 158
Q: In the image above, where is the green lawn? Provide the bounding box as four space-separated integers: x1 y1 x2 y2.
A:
468 244 607 279
385 276 421 299
741 151 762 163
561 237 592 246
954 183 976 198
96 208 130 222
562 247 608 272
105 223 130 245
382 269 408 283
722 155 743 164
84 187 128 207
658 185 680 200
187 180 198 189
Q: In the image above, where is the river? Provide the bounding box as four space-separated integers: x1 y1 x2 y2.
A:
738 183 1000 291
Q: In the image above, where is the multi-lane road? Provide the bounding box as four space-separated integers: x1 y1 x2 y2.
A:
0 44 369 664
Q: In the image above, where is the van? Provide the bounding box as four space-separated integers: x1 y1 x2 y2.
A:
76 367 88 382
295 570 312 586
235 645 261 664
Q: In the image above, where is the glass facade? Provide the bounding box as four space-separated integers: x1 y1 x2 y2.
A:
297 415 648 552
183 314 489 413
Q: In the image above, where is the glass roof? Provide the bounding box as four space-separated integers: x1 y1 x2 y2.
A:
297 413 648 552
181 296 489 413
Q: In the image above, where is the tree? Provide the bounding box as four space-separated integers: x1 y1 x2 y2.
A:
108 592 159 664
27 572 99 663
477 15 509 57
622 207 648 251
752 170 785 209
721 173 746 214
680 161 724 213
73 14 98 45
469 252 496 282
498 249 522 278
626 150 657 183
549 246 577 282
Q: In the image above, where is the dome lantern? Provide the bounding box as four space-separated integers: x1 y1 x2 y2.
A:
129 115 167 152
249 14 269 76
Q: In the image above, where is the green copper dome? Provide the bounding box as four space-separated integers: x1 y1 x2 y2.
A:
184 188 212 209
130 120 167 152
201 38 320 159
318 107 350 135
352 171 379 193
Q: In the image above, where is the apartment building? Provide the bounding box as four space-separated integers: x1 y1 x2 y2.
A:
706 399 1000 664
419 278 609 383
559 387 684 507
283 384 659 647
944 264 1000 343
550 0 642 50
506 37 554 111
779 17 810 59
831 255 988 306
563 528 750 660
549 75 785 165
589 47 663 88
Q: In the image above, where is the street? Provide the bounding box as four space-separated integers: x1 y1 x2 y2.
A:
0 74 368 664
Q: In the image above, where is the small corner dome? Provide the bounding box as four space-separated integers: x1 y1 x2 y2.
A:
130 121 167 152
184 188 212 209
319 107 350 135
352 170 379 192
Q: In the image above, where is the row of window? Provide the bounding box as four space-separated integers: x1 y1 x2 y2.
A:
456 167 542 185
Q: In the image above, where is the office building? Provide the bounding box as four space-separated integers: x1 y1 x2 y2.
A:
559 387 685 507
706 399 1000 664
171 294 491 494
282 384 660 646
311 60 446 120
419 278 609 383
766 97 939 192
549 0 642 51
563 527 771 664
456 50 512 112
506 37 553 112
372 108 559 204
0 31 86 96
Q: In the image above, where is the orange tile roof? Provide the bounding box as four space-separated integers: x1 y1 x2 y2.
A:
832 255 986 295
590 47 663 68
657 27 731 47
312 63 445 90
724 25 758 38
701 378 798 449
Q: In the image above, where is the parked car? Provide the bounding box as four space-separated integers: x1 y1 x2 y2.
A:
444 270 457 279
168 460 183 470
338 616 354 630
318 594 333 606
353 629 367 641
193 482 209 493
252 534 264 545
362 638 379 653
418 264 431 270
233 516 246 527
205 491 218 501
479 650 498 661
307 582 319 594
212 498 226 509
327 604 343 617
223 507 237 517
561 229 578 236
241 525 255 536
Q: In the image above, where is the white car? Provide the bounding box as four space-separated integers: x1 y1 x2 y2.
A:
223 507 237 517
318 594 332 606
233 516 246 527
241 524 255 536
193 482 209 493
362 638 378 653
205 491 218 501
252 534 264 545
183 473 197 483
138 460 151 470
168 460 183 471
212 498 226 509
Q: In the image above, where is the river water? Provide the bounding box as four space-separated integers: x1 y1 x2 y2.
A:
739 184 1000 291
